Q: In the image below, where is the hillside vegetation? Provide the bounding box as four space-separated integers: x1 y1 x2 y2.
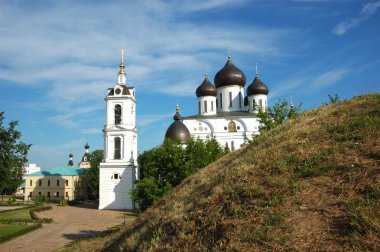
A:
96 94 379 251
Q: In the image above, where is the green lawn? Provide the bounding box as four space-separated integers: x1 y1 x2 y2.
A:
0 222 41 243
0 207 32 221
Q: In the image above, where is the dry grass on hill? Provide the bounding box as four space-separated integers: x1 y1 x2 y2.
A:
89 94 379 251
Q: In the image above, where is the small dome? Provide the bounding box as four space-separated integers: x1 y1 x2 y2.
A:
69 153 73 158
214 58 246 88
244 96 248 106
196 74 217 97
165 106 190 144
85 143 90 149
247 75 269 96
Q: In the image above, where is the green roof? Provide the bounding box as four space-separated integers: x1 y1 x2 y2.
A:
26 166 86 177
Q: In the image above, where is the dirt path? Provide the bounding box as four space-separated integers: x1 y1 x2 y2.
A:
0 203 134 252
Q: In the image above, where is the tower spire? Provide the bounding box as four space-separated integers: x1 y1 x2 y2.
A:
227 46 231 60
118 49 126 85
256 63 258 76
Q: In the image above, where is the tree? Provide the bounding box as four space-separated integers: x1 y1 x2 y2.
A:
256 99 302 133
131 137 227 210
0 111 31 194
85 149 103 199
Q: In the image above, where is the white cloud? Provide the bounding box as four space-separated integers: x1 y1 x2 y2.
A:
332 1 380 35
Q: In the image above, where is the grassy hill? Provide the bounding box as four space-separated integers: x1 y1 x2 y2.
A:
83 94 379 251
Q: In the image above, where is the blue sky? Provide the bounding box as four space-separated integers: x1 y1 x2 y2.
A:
0 0 379 170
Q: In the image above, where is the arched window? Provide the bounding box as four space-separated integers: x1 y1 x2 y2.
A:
115 105 122 125
198 101 201 114
229 92 232 108
239 91 242 108
220 93 223 108
204 100 207 112
114 137 121 159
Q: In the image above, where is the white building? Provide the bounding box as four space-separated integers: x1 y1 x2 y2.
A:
166 55 269 150
24 163 41 175
98 50 138 210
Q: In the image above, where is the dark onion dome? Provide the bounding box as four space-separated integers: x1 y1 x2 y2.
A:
85 143 90 149
69 153 73 158
196 74 217 97
244 95 248 106
247 74 269 96
164 105 190 144
214 57 246 88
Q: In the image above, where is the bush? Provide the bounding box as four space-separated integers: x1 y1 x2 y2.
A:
0 223 42 243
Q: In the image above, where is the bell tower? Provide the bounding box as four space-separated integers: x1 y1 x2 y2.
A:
99 49 138 210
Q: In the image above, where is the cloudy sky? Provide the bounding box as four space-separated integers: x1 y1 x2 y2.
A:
1 0 379 170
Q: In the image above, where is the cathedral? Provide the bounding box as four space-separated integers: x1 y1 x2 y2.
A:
165 54 269 150
99 51 269 209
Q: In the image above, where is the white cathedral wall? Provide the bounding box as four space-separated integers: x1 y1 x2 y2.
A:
198 96 217 115
248 94 268 113
183 116 260 150
217 86 245 112
99 163 136 209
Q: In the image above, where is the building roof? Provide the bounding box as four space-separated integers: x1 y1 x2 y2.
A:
25 166 85 177
247 74 269 96
183 111 258 120
214 57 246 88
196 74 217 97
165 106 191 144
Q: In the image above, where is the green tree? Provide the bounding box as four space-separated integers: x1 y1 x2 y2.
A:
131 137 227 210
0 111 31 194
85 149 103 199
257 99 302 133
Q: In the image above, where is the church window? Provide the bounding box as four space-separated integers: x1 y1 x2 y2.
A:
211 101 214 111
259 99 263 108
47 192 50 198
216 99 218 108
131 105 134 114
65 180 68 186
66 192 69 198
114 137 121 159
231 141 235 151
229 92 232 108
48 180 50 186
252 99 256 110
220 93 223 108
38 180 41 187
30 180 32 186
239 92 242 108
204 101 207 112
56 192 59 197
57 180 60 186
29 192 32 197
198 101 201 114
115 105 122 125
113 173 121 180
39 192 41 196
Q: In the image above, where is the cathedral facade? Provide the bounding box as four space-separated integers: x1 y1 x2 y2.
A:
98 51 138 210
166 55 269 150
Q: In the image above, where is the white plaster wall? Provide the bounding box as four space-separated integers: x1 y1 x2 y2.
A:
183 116 261 151
216 86 245 112
106 96 136 127
198 96 217 115
248 94 268 113
99 163 136 209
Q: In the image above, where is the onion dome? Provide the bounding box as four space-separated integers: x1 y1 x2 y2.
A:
85 143 90 149
214 57 246 88
165 105 190 144
244 95 248 107
69 153 73 158
68 153 74 166
247 64 269 96
196 74 217 97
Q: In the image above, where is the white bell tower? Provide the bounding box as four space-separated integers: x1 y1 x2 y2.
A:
99 49 138 210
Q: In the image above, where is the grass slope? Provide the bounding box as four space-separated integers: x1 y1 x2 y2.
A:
102 94 379 251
